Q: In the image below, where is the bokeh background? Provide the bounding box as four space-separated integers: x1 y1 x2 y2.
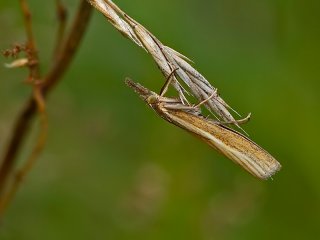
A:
0 0 319 239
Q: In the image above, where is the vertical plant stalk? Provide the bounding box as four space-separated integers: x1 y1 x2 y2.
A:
53 0 68 60
20 0 41 80
0 0 93 215
0 0 42 195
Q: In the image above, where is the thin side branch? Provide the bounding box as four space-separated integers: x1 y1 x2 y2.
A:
0 0 93 213
0 0 43 196
0 112 48 216
53 0 68 59
20 0 40 80
43 0 92 93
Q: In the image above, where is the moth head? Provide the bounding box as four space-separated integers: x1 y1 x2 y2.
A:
146 94 158 104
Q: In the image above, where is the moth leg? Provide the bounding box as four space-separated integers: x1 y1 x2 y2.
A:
235 113 251 124
193 89 218 109
163 89 217 112
163 103 195 110
212 113 251 125
160 68 179 96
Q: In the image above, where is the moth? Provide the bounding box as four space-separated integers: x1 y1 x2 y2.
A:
125 78 281 180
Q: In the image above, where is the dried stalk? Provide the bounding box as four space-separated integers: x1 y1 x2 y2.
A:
19 0 40 81
0 0 92 215
53 0 68 59
0 0 45 195
87 0 243 128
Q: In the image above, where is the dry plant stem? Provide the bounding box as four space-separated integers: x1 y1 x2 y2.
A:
0 0 43 197
53 0 68 59
0 0 48 193
87 0 243 130
0 0 92 207
0 0 41 211
0 113 48 216
20 0 40 80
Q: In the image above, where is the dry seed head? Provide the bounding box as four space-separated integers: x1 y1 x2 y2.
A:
4 58 29 68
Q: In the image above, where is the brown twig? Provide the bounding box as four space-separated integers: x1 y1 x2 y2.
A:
53 0 68 59
19 0 40 81
0 111 48 216
0 0 43 193
42 0 92 93
0 0 92 214
2 44 26 58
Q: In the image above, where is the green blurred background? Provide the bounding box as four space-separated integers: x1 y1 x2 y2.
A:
0 0 319 239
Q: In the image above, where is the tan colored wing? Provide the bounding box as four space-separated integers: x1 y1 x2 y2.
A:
165 110 281 179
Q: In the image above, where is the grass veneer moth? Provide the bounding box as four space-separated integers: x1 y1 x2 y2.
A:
125 78 281 180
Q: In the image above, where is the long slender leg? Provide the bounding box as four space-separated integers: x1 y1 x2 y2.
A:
210 113 251 125
194 91 251 131
162 86 216 111
193 89 218 108
160 68 179 96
